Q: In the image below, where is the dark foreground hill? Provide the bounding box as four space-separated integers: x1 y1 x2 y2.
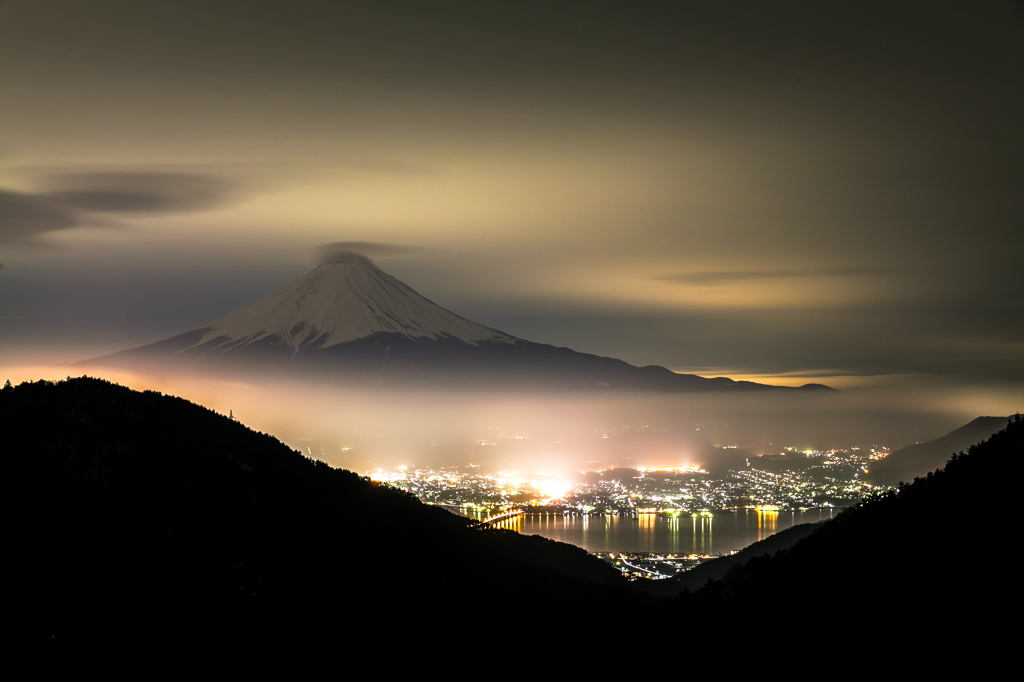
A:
4 377 1016 667
675 414 1020 654
3 377 645 650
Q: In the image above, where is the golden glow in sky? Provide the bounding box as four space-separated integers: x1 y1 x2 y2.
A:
0 1 1021 405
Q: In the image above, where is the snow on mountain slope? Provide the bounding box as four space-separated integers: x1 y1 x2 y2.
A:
191 252 518 354
81 252 835 392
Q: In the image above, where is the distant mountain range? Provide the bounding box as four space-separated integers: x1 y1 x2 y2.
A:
867 415 1008 485
83 252 833 392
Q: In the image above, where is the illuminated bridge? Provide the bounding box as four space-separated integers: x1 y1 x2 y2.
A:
477 509 524 526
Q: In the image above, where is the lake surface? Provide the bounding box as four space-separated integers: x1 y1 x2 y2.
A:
486 508 839 555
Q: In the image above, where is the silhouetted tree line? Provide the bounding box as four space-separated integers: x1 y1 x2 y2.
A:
3 377 1017 669
670 414 1020 663
3 377 644 655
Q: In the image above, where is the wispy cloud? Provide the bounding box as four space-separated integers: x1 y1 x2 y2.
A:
0 190 79 246
41 171 235 213
0 171 237 247
661 266 888 285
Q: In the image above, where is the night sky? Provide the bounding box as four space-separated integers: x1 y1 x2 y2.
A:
2 1 1022 403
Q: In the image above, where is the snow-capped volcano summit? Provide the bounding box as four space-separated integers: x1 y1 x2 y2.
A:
85 254 832 392
193 252 517 355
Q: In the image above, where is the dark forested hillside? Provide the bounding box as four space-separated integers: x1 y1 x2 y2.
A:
2 377 641 648
5 377 1016 665
676 414 1020 649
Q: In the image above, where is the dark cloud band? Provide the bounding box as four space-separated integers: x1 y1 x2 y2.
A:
0 190 79 246
41 172 234 213
0 171 236 247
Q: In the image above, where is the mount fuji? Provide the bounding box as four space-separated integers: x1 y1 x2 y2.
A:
85 253 832 392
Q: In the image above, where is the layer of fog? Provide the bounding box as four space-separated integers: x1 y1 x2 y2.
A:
5 362 1015 480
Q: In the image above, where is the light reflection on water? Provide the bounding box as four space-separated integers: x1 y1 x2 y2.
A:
487 508 836 555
